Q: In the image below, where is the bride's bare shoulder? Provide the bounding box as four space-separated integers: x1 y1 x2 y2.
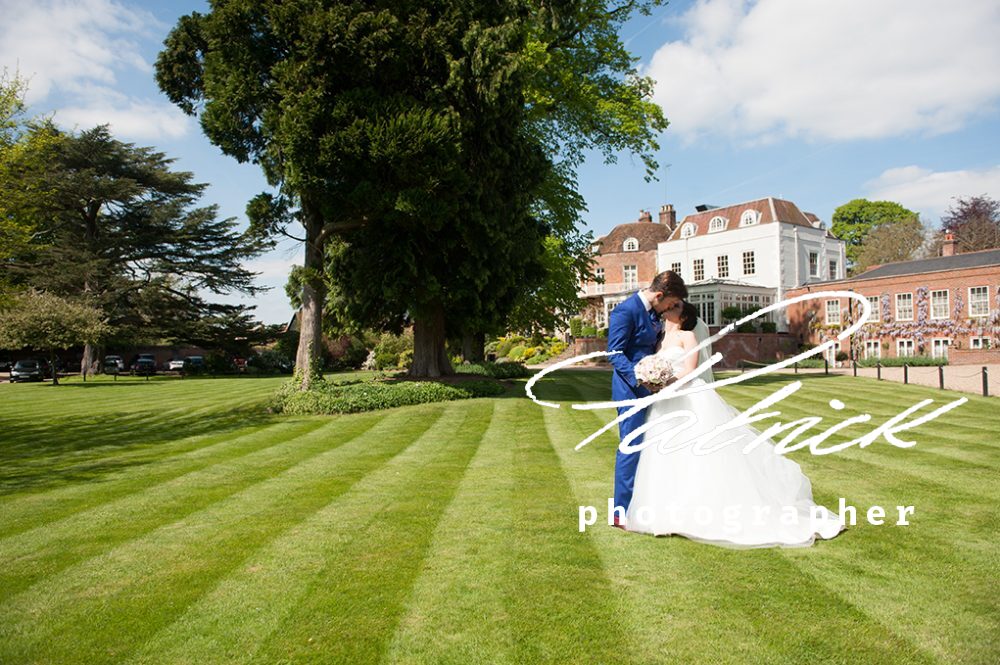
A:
679 330 698 346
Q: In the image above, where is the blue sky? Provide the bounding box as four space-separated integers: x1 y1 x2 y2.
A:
2 0 998 324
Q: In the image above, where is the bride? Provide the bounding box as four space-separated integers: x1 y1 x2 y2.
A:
624 302 845 548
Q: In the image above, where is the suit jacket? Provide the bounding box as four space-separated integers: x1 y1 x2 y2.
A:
607 292 661 400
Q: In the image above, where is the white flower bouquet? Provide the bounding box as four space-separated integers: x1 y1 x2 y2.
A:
634 353 675 387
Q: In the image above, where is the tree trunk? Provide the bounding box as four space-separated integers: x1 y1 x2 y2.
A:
81 343 95 381
410 303 453 378
50 349 59 386
294 202 327 391
461 332 485 363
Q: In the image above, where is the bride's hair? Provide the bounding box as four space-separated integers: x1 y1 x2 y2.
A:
679 302 699 331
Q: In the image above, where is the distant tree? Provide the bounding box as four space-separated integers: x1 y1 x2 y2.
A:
2 125 266 377
940 195 1000 253
854 216 927 272
831 199 918 269
0 290 109 385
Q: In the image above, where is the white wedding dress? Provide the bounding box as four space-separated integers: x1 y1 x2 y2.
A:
625 346 845 548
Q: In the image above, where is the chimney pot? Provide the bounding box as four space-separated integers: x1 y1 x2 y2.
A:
942 231 957 257
658 203 676 230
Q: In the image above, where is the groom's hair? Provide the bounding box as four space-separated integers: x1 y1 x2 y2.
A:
650 270 688 299
679 302 699 331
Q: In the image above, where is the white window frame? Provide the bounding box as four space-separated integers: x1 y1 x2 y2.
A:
828 259 838 280
866 296 880 322
808 252 819 277
739 209 759 226
930 289 949 320
864 340 881 359
670 261 681 277
931 338 951 359
693 258 705 281
968 286 989 318
825 299 841 325
896 339 915 357
717 255 729 278
623 265 638 290
708 216 727 233
622 237 639 252
895 293 914 321
742 250 756 275
970 336 990 349
680 223 696 238
594 267 605 294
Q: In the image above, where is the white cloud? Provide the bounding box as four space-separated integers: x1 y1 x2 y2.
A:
643 0 1000 143
244 258 298 281
0 0 190 140
865 165 1000 221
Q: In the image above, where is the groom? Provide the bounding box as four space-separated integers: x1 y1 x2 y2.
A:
606 270 688 527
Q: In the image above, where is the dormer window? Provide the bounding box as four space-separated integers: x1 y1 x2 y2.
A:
708 216 727 233
622 237 639 252
680 223 696 238
740 209 760 227
591 243 600 254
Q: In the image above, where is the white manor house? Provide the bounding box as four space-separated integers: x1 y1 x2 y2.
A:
581 197 847 332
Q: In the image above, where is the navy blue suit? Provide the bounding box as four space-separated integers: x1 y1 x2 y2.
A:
607 292 662 512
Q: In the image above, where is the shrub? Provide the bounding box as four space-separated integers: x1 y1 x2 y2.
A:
835 351 849 362
273 377 505 415
736 322 756 333
794 358 826 368
495 338 514 358
569 317 583 337
521 347 536 360
581 325 597 337
761 321 777 333
857 355 947 367
721 306 743 322
397 348 413 369
455 361 531 379
508 345 527 360
597 328 608 339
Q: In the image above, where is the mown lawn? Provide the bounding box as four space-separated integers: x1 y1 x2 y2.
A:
0 370 996 664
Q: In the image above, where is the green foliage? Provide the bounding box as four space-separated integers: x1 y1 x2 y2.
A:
761 321 777 333
831 199 918 268
0 290 109 383
508 345 527 360
569 317 583 338
580 326 597 337
855 216 926 273
454 361 532 379
273 378 505 415
721 306 744 323
857 355 948 367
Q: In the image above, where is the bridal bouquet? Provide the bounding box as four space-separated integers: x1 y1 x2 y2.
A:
634 353 675 387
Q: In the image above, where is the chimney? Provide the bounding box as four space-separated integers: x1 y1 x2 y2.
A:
942 232 957 257
638 209 653 223
658 204 676 230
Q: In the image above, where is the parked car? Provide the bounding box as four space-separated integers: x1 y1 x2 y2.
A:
167 358 185 371
183 355 205 374
132 357 157 376
103 355 125 373
11 359 46 382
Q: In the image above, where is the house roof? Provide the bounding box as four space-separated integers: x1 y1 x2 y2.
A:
594 221 673 254
847 248 1000 281
665 197 829 241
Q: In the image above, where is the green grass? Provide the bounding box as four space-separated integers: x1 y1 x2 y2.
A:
0 370 996 663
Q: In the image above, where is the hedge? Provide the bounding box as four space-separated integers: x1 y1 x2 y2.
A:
273 378 505 415
455 361 532 379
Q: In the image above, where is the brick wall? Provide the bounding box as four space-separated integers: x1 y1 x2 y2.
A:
949 349 1000 365
785 264 999 359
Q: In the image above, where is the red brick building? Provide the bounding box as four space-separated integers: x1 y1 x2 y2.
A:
785 244 1000 365
579 206 676 328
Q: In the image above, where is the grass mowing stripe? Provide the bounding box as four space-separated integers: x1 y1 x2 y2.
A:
785 458 999 663
0 418 320 539
0 416 362 601
505 397 632 663
0 405 446 664
546 374 938 664
126 400 494 665
385 400 519 665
